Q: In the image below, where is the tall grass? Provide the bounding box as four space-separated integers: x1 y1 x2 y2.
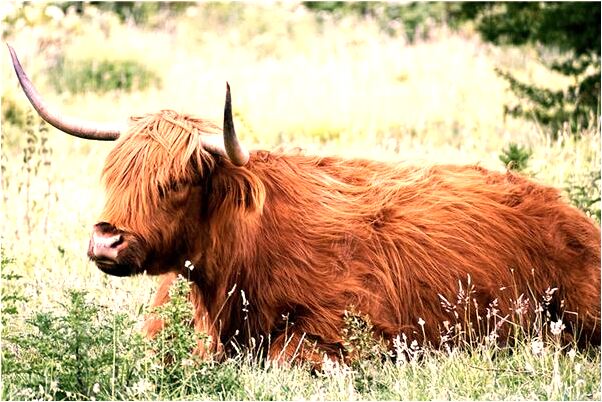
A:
1 3 600 400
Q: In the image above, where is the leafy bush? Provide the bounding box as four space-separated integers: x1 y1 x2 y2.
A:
139 275 243 399
341 307 388 362
1 274 245 400
451 2 601 135
499 143 532 171
49 57 161 94
566 169 601 223
2 289 140 400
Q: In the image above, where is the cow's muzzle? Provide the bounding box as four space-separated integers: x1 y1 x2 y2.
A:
88 222 139 276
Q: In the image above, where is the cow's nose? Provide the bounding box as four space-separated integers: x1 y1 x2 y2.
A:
91 232 123 260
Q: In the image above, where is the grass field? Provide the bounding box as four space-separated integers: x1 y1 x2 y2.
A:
1 3 600 400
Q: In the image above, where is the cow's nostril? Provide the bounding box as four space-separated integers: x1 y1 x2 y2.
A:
93 233 123 250
109 234 123 248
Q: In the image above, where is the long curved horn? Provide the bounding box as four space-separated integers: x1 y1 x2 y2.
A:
222 83 249 166
7 44 122 140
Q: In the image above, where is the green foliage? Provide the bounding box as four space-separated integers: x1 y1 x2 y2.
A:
0 248 25 322
2 289 139 400
453 3 600 54
340 307 391 395
499 143 532 171
341 307 387 362
1 92 28 128
49 57 161 94
566 169 601 223
140 275 242 399
132 277 239 398
452 2 601 135
0 276 244 400
303 2 456 41
53 1 190 26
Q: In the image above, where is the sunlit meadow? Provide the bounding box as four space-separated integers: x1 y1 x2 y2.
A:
1 2 600 400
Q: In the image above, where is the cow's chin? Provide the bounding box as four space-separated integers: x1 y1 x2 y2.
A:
95 260 139 277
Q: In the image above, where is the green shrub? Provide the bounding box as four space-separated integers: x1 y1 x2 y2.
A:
138 275 243 399
49 57 161 94
2 288 141 400
566 169 601 223
340 307 391 395
452 2 601 135
499 143 532 171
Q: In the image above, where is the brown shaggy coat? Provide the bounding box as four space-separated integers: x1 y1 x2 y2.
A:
101 110 600 362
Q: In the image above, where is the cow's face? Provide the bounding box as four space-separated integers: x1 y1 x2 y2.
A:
88 182 202 277
87 112 219 277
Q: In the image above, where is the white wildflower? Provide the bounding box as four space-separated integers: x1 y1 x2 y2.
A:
418 317 425 327
393 334 407 364
542 287 558 306
92 382 100 394
49 381 58 392
487 298 499 319
184 260 194 271
531 339 545 356
18 388 34 399
241 289 249 319
550 319 565 336
567 348 577 360
181 358 194 367
513 293 529 316
442 320 451 331
131 379 153 395
487 329 499 344
438 294 453 311
320 354 351 377
525 361 535 374
575 363 582 374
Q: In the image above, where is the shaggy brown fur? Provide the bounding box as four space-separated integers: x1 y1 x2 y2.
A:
97 110 600 361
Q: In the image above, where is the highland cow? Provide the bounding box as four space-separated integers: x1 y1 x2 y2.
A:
9 45 600 364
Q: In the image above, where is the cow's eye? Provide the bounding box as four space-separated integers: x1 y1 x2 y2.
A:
158 181 189 202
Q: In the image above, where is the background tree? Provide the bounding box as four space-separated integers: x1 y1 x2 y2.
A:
451 2 600 136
